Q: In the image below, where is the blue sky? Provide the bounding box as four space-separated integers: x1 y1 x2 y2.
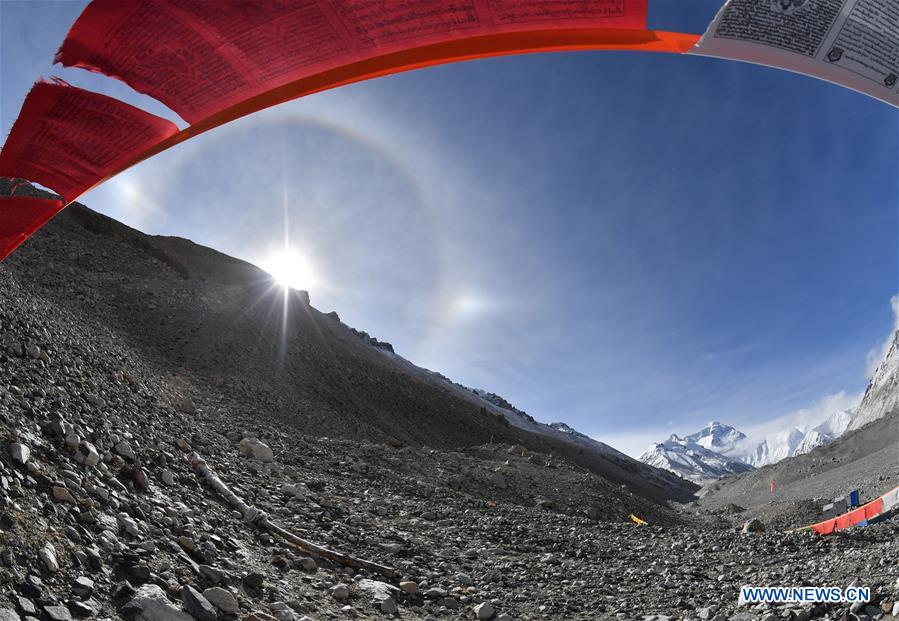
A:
2 1 897 457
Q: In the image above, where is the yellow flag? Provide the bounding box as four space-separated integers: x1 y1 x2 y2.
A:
629 514 648 526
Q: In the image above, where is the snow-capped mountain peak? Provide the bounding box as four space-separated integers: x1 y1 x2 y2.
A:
638 433 753 484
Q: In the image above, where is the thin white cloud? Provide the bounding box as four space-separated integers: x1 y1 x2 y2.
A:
737 389 862 441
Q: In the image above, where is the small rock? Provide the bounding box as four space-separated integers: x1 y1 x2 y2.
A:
21 574 44 598
39 543 59 573
115 441 135 460
118 514 140 537
0 609 19 621
133 468 150 491
69 600 96 618
474 602 495 619
122 584 193 621
741 519 765 534
43 606 72 621
380 597 397 614
10 443 30 465
126 563 151 583
355 579 400 609
424 588 447 599
438 597 460 609
17 597 36 615
112 581 137 601
65 433 81 451
242 573 265 589
182 586 217 621
330 584 349 602
399 581 418 594
202 587 239 613
52 486 77 504
198 565 223 584
72 576 95 598
80 442 100 467
297 557 316 572
238 438 274 463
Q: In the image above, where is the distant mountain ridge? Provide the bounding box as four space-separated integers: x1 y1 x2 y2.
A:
640 410 856 483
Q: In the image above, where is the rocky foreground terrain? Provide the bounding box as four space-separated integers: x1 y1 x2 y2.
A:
1 188 898 620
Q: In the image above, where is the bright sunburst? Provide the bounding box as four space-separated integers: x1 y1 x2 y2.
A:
261 248 316 291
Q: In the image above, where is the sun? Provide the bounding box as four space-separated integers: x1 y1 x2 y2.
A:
261 248 316 291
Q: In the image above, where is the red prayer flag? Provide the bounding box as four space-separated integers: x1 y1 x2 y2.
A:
57 0 657 125
0 80 179 203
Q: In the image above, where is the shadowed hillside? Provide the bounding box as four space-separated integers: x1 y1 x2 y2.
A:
0 180 696 504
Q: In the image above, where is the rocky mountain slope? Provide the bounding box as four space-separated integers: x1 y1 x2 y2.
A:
849 328 899 431
0 180 694 506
